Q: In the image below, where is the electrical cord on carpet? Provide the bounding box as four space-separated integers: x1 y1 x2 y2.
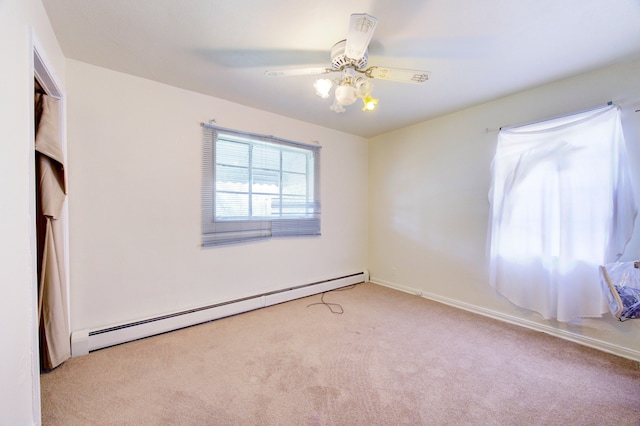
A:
306 284 358 314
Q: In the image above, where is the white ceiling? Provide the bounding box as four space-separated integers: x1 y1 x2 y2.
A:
42 0 640 138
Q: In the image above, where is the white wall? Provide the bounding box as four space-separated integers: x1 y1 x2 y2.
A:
369 58 640 359
65 59 369 332
0 0 66 424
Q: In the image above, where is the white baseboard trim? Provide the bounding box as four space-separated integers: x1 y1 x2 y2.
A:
71 272 366 356
371 277 640 363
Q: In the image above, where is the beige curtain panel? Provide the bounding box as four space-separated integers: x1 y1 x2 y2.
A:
35 93 70 370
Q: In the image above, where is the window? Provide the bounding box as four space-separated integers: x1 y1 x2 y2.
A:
488 105 636 322
202 124 321 246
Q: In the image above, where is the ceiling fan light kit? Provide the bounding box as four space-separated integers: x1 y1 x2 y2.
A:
265 13 431 114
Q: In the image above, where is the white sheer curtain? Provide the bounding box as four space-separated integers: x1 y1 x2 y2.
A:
488 106 637 322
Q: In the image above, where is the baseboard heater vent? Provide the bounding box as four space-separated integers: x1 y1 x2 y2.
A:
71 271 367 356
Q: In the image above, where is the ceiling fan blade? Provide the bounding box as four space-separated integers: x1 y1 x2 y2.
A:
345 13 378 60
366 67 431 84
265 67 333 78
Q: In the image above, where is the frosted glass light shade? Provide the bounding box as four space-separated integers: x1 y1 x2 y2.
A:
335 84 358 105
313 78 332 98
330 98 346 113
357 79 373 98
362 95 378 111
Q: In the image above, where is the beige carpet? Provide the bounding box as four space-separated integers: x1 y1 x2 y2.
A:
41 283 640 425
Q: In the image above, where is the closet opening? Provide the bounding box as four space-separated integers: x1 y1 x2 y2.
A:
33 47 70 375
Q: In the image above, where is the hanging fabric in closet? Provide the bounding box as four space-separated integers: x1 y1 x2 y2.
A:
35 93 70 370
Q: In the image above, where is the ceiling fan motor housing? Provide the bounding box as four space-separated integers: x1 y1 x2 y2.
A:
331 40 368 71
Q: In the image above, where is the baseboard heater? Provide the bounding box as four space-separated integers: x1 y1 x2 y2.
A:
71 271 367 357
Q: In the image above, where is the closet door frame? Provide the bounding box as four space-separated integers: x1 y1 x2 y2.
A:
30 30 69 421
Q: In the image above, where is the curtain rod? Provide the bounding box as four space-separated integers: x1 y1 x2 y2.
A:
498 101 613 132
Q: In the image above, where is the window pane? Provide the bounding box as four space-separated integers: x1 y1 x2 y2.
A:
216 192 248 218
282 172 307 195
217 139 249 167
216 165 248 192
252 194 275 217
282 151 307 173
253 144 280 170
252 169 280 194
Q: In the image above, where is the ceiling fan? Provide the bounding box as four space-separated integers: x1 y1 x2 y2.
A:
265 13 431 113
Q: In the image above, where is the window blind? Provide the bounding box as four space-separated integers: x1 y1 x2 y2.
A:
201 123 321 246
